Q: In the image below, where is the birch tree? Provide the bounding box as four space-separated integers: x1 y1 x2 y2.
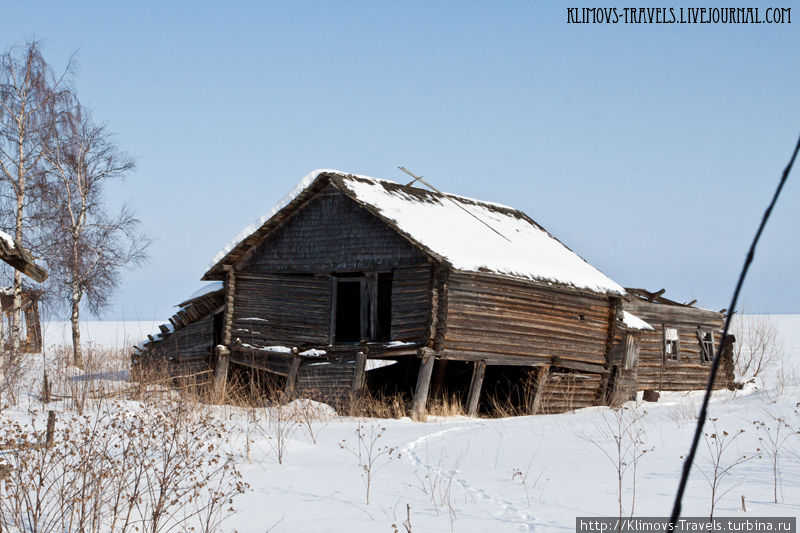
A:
42 104 148 366
0 41 71 356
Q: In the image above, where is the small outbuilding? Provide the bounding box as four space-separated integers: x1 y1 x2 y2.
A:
136 170 734 417
0 230 47 353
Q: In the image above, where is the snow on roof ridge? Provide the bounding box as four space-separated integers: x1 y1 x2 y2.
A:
0 230 15 249
206 169 626 295
178 281 224 307
206 169 517 271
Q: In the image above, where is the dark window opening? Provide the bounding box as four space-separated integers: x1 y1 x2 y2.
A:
335 279 362 343
332 272 393 344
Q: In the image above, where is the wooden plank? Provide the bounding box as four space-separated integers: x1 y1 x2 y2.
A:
213 345 230 399
551 356 607 375
352 351 367 397
284 356 301 396
529 365 550 415
466 360 486 417
329 276 337 345
412 351 435 421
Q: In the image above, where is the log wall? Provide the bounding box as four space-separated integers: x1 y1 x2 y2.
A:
232 272 331 347
146 313 215 375
238 186 427 274
391 265 433 343
539 371 604 414
442 272 614 367
296 359 355 406
622 299 733 391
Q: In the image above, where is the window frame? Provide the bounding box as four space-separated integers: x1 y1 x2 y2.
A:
697 329 715 364
330 271 392 345
663 325 680 363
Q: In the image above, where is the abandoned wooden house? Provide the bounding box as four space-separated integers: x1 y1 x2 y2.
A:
134 170 734 417
0 288 44 353
0 230 46 353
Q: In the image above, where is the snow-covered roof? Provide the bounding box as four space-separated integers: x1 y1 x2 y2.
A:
205 170 625 295
0 230 15 250
177 281 224 308
621 310 654 332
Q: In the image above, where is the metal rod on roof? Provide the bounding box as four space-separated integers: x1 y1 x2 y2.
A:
397 166 511 242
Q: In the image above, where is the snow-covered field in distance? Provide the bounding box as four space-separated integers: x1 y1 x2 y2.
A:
42 320 166 350
25 315 800 532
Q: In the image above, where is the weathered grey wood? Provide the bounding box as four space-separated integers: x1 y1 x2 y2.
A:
284 356 301 397
529 365 550 415
352 351 367 396
44 410 56 448
466 360 486 417
360 278 369 340
550 356 608 375
412 351 435 421
213 345 230 399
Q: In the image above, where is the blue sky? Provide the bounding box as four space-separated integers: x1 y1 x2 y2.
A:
3 1 798 320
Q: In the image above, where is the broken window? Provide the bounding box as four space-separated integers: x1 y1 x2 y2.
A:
664 326 680 362
332 272 392 344
698 329 715 364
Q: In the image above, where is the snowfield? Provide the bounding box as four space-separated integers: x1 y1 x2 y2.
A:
4 316 798 532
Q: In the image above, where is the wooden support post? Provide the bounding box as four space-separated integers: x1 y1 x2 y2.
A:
284 356 301 398
352 351 367 397
466 360 486 417
412 350 435 421
45 410 56 448
213 345 230 400
214 266 235 401
529 365 550 415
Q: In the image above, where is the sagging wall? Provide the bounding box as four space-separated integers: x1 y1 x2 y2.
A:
623 299 734 391
232 272 331 346
145 313 215 375
441 272 614 368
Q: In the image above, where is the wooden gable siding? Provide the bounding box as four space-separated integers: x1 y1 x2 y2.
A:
232 272 331 347
391 265 433 343
622 300 732 391
237 185 428 274
441 272 613 366
147 313 215 375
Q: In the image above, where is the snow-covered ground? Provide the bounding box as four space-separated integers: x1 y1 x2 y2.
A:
9 315 800 532
42 320 166 350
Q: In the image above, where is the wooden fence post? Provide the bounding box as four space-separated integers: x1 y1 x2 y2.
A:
352 351 367 397
466 360 486 417
412 349 435 421
529 365 550 415
284 356 301 398
45 410 56 448
213 345 230 400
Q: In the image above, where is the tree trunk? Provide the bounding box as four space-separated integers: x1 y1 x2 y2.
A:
71 290 82 368
10 270 22 358
11 113 26 359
